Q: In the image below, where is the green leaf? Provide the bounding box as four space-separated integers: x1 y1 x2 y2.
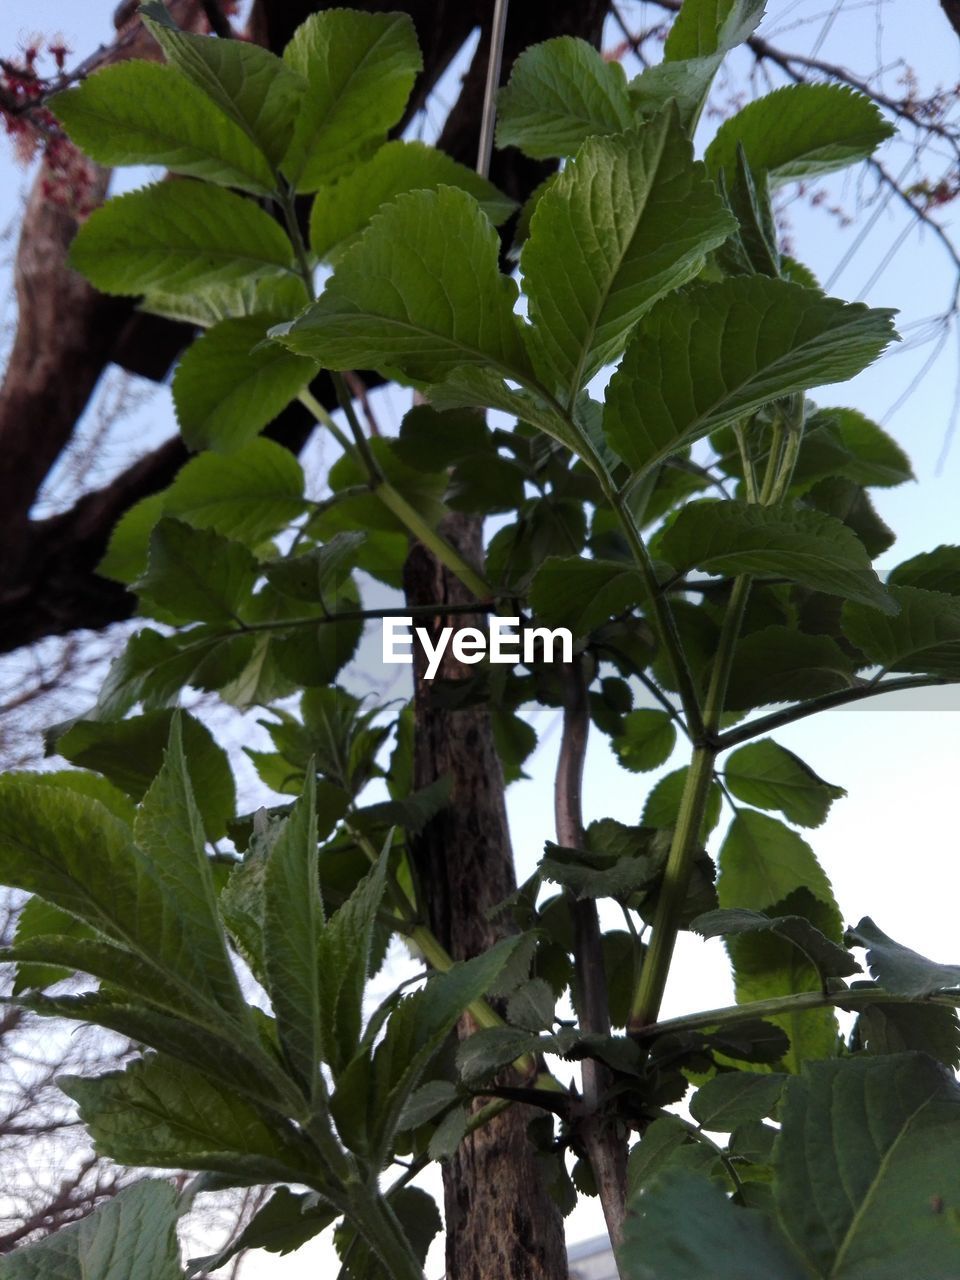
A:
51 61 276 194
135 519 258 624
12 896 96 993
55 709 236 841
663 0 767 61
689 1071 786 1130
309 140 515 262
626 1114 696 1195
620 1169 805 1280
846 918 960 998
717 812 843 1069
843 585 960 676
614 709 677 773
776 1054 960 1277
529 556 643 637
173 315 316 452
521 111 734 402
724 738 845 827
92 628 254 720
707 84 894 186
496 37 634 160
726 625 856 710
262 777 324 1097
143 11 301 167
164 438 307 546
693 901 860 981
641 766 723 838
140 274 308 330
275 187 532 385
603 277 897 474
188 1187 337 1273
852 999 960 1071
0 1179 184 1280
265 533 364 602
282 9 421 191
70 182 294 297
98 494 167 585
805 476 894 559
62 1054 313 1181
334 1187 440 1280
659 500 894 613
889 545 960 596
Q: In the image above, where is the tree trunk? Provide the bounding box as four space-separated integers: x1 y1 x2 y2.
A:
404 514 569 1280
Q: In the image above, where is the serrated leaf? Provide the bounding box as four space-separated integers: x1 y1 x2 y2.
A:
804 406 913 488
776 1054 960 1277
843 585 960 676
726 625 856 710
614 709 677 773
187 1187 337 1274
626 1114 693 1195
846 918 960 998
0 1179 184 1280
707 84 894 186
52 61 276 194
275 187 533 385
659 500 894 613
693 902 859 981
143 11 301 167
309 140 515 262
70 182 294 297
603 277 897 475
620 1169 805 1280
889 545 960 595
265 532 364 602
853 999 960 1071
689 1071 786 1130
521 110 734 402
724 738 845 827
641 766 723 837
663 0 767 61
496 36 634 160
398 1080 458 1131
12 896 96 993
135 519 258 624
92 628 254 720
62 1054 313 1181
334 1187 440 1280
173 315 316 452
529 555 643 637
282 9 421 191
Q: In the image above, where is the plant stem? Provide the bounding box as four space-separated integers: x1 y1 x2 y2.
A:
297 388 356 457
636 986 960 1040
476 0 511 178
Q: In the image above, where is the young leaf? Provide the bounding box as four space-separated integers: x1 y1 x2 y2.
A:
61 1054 315 1181
309 140 516 262
724 738 846 828
143 9 301 167
659 501 894 613
641 766 723 838
693 903 860 981
0 1179 185 1280
520 110 735 402
274 187 533 385
689 1071 786 1131
846 917 960 997
614 709 677 773
663 0 767 61
135 519 258 624
70 182 294 297
620 1169 805 1280
528 556 644 636
775 1054 960 1277
843 584 960 676
603 277 897 475
51 61 276 194
706 84 894 186
282 10 422 191
496 37 634 160
173 314 317 453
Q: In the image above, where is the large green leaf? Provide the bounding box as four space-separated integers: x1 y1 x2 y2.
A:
55 709 236 842
274 187 532 385
0 1179 184 1280
143 6 301 167
846 918 960 998
603 277 897 474
659 501 894 613
10 894 97 993
282 9 421 191
614 710 677 773
520 110 734 402
70 183 294 296
724 738 845 828
262 780 323 1097
91 629 254 721
693 902 859 982
136 520 258 625
187 1187 337 1274
707 84 894 186
776 1054 960 1277
173 314 316 452
889 545 960 595
689 1071 786 1130
619 1169 805 1280
843 585 960 676
803 406 913 489
51 61 275 194
725 625 857 710
663 0 767 61
717 812 843 1069
528 555 644 636
495 36 634 160
62 1054 314 1181
309 140 515 262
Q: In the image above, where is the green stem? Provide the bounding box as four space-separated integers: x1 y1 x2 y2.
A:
298 388 356 457
347 1187 426 1280
375 481 493 600
636 986 960 1041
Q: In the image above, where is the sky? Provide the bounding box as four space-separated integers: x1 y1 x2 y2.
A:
0 0 959 1276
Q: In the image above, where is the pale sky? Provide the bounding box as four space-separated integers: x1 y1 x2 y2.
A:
0 1 958 1276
